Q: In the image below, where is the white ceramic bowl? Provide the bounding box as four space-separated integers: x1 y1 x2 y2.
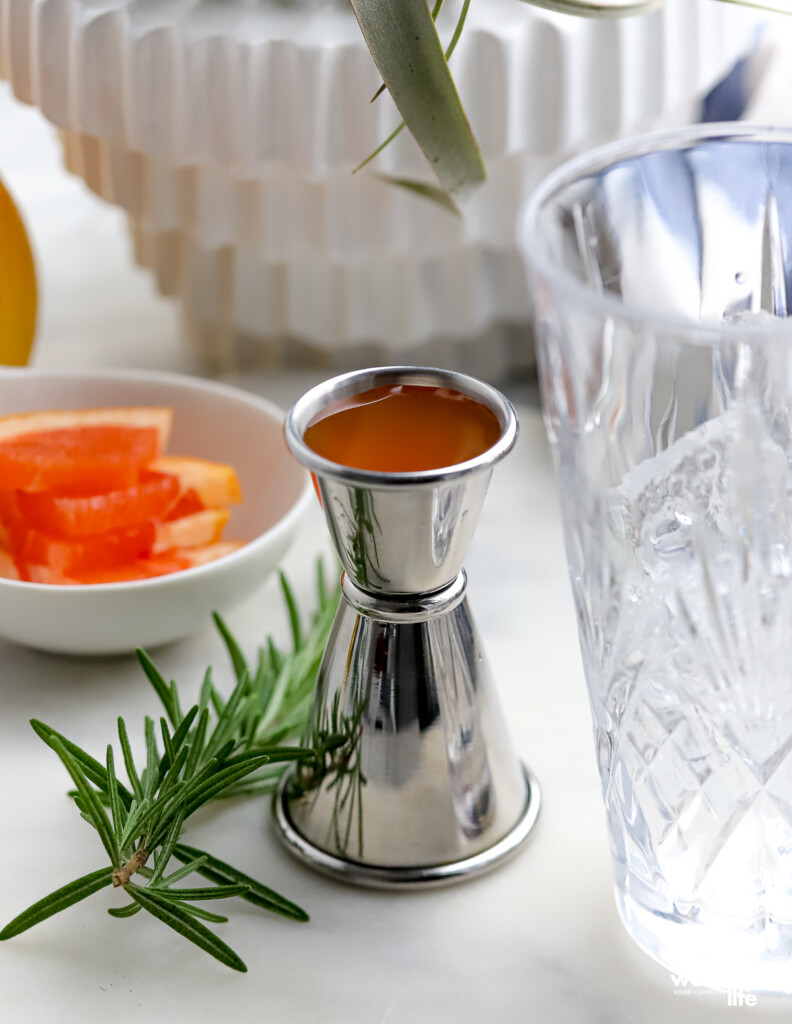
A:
0 368 312 654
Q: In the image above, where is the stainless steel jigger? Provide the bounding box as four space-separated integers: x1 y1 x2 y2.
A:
273 367 540 887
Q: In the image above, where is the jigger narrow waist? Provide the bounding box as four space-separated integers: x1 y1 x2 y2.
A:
341 570 468 623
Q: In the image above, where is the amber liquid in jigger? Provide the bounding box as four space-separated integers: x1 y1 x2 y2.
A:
303 384 501 472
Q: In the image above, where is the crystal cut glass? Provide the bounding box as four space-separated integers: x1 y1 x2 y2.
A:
522 125 792 993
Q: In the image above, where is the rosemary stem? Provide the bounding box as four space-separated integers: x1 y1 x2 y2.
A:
112 847 149 888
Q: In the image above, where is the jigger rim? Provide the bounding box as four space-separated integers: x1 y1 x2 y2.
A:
285 366 518 486
521 121 792 345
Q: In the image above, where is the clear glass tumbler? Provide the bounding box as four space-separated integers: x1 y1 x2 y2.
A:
522 124 792 993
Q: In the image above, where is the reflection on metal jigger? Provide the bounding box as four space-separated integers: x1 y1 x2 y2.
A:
273 367 541 888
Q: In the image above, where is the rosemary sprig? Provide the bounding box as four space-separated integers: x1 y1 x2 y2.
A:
0 562 339 973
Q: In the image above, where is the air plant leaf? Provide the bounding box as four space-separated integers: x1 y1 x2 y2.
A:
518 0 666 13
349 0 485 196
712 0 792 9
374 175 461 216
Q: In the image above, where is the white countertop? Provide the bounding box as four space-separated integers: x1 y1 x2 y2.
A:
2 82 792 1023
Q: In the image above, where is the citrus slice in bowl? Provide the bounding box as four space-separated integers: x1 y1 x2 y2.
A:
16 472 180 538
0 407 173 492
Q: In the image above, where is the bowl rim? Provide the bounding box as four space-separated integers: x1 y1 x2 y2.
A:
521 121 792 345
0 366 313 593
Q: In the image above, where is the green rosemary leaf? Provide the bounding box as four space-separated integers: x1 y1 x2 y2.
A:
50 736 120 865
173 844 309 922
198 666 215 712
223 746 315 769
208 739 236 767
207 776 284 800
203 670 251 760
148 810 187 887
252 725 294 748
171 706 199 756
180 754 273 818
127 886 247 973
212 611 250 682
146 781 189 848
183 707 210 779
145 754 224 835
168 681 184 726
136 650 179 727
267 636 283 675
119 797 153 851
253 647 267 686
268 702 315 739
257 646 280 717
148 885 249 902
108 903 141 919
30 720 133 809
177 904 229 924
255 662 294 736
0 868 113 939
159 856 208 888
105 745 125 846
279 572 303 651
316 558 328 608
159 742 190 797
208 683 225 718
142 717 159 801
117 717 143 801
160 717 175 768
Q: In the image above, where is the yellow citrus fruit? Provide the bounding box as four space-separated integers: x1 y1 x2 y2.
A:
0 177 37 366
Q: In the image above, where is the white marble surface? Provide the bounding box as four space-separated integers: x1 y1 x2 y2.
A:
3 81 792 1023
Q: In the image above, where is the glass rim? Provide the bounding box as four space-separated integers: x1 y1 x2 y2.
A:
521 122 792 343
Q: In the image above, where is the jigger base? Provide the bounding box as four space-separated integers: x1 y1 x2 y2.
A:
272 764 541 890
